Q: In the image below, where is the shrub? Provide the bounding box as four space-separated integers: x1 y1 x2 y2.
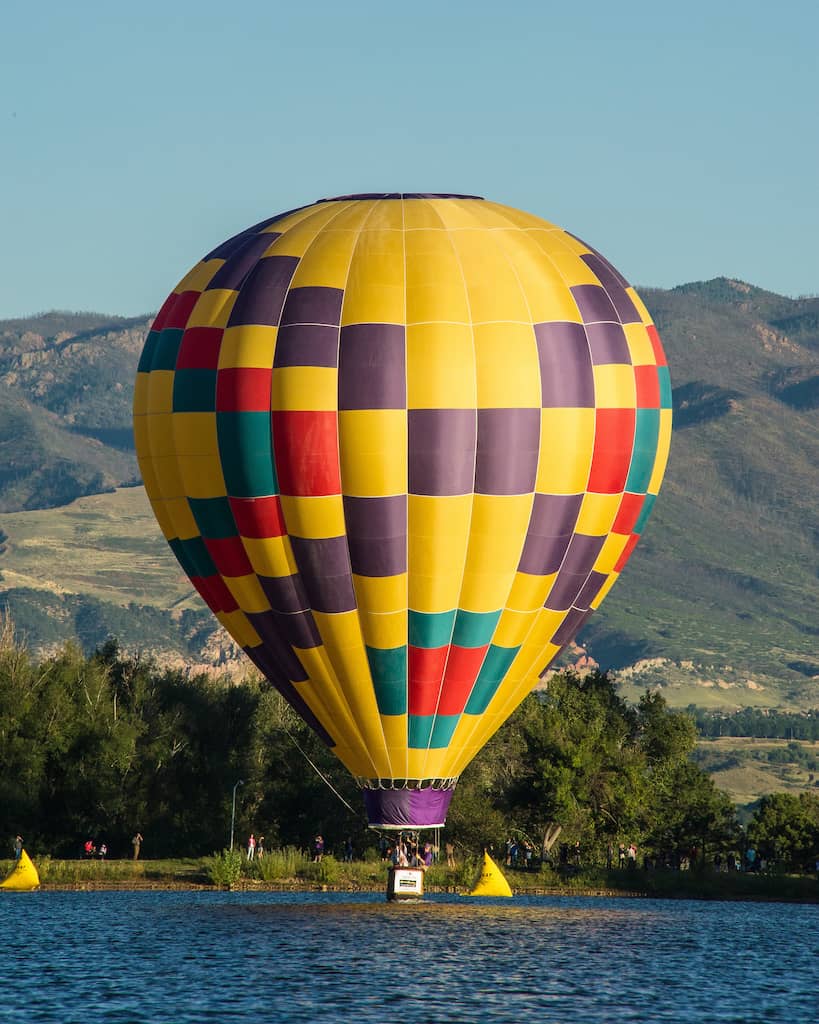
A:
255 846 309 881
299 855 341 885
208 849 243 887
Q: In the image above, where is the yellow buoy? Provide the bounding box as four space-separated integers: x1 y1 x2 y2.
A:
1 849 40 891
467 851 513 897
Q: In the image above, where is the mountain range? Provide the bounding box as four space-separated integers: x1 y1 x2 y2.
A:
0 280 816 709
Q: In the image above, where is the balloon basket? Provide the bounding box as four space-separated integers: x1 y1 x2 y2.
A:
386 866 425 902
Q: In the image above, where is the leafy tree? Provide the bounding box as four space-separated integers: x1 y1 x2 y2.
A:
749 792 819 869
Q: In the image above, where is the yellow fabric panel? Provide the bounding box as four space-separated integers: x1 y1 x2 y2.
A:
313 609 363 650
648 410 673 493
520 607 567 651
426 198 489 229
145 372 174 414
473 323 541 408
137 457 161 503
338 410 407 496
242 535 296 578
359 609 407 649
594 364 637 408
186 289 237 329
289 228 365 290
263 201 350 259
381 713 409 768
507 569 557 611
408 494 472 612
494 230 583 324
537 409 595 493
173 260 222 294
624 322 657 365
133 374 150 416
546 249 601 288
494 607 539 647
404 228 471 324
363 201 405 231
279 494 345 539
341 228 405 325
218 325 278 369
482 201 557 230
310 200 377 232
271 366 338 411
554 232 593 258
164 496 200 540
590 572 618 609
132 414 150 455
173 413 219 457
312 611 390 776
176 454 227 499
223 573 271 613
416 746 458 780
150 454 186 501
449 230 530 324
146 496 176 539
353 573 407 614
626 287 653 325
407 322 476 409
575 492 621 536
146 412 176 458
294 645 378 772
593 532 630 574
459 494 534 612
382 712 409 753
216 608 261 648
261 202 342 238
401 199 446 230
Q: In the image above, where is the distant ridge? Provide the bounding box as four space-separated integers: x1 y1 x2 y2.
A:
0 282 816 707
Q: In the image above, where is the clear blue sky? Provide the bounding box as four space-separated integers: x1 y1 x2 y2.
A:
1 0 816 318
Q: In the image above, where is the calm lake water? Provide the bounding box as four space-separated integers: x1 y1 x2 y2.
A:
1 891 816 1023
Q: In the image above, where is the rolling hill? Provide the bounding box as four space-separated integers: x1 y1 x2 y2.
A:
0 282 817 707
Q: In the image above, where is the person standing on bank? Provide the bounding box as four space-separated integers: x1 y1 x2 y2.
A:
132 832 143 861
13 835 23 860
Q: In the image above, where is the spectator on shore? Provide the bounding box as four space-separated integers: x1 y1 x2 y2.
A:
257 836 265 859
247 833 256 861
13 835 23 860
313 835 325 862
132 832 143 861
618 843 626 868
445 841 455 868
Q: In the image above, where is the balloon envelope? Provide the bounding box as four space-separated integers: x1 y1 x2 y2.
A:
133 194 672 828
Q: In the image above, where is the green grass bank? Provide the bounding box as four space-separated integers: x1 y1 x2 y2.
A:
4 853 816 903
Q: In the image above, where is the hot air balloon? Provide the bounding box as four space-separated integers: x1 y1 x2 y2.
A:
133 193 671 830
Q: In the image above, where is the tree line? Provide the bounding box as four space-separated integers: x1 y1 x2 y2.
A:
692 706 819 741
1 627 817 871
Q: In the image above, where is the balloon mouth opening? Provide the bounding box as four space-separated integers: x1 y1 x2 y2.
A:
318 192 484 203
361 784 456 830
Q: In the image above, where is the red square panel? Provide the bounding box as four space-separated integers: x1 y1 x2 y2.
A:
203 536 254 577
614 533 640 573
587 409 635 493
439 645 489 714
646 325 667 366
612 492 645 535
163 290 200 330
271 411 341 495
634 365 660 408
151 293 178 333
408 646 447 715
216 367 272 412
192 574 239 614
178 327 224 370
229 495 285 538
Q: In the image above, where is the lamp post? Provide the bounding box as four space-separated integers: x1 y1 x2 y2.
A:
230 779 244 852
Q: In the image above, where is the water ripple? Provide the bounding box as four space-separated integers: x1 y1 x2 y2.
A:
0 891 816 1023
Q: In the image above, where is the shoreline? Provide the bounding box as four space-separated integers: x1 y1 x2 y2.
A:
25 879 819 903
